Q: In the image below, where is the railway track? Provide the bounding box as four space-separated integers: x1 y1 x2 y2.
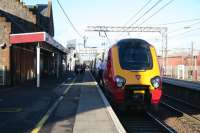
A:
162 95 200 121
95 73 200 132
115 109 175 133
95 74 175 133
161 95 200 131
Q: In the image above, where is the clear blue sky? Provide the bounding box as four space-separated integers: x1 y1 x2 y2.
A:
23 0 200 54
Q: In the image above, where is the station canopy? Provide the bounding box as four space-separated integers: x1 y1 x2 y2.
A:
10 32 66 53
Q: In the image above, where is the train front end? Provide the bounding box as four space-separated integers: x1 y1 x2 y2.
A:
106 39 162 108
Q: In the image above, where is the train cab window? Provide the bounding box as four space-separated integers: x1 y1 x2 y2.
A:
118 40 153 71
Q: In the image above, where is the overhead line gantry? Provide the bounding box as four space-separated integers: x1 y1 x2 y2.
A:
86 26 168 75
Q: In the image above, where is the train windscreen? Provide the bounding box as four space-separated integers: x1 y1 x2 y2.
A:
118 40 153 71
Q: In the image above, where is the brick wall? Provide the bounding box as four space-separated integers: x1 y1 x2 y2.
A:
0 0 36 24
0 0 55 85
29 0 54 36
158 56 200 67
0 0 37 33
0 16 11 84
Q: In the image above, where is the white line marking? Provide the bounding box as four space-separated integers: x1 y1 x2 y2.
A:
63 78 77 95
31 77 76 133
89 72 126 133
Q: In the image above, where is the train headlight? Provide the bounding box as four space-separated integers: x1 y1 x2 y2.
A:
151 76 161 89
115 76 126 88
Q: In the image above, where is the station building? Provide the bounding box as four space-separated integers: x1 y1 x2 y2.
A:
0 0 67 87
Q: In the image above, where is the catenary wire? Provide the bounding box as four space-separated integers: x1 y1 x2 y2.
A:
56 0 82 38
152 17 200 26
104 31 112 45
123 0 153 27
128 0 163 27
118 0 152 38
119 0 163 38
169 20 200 33
169 27 200 39
137 0 175 26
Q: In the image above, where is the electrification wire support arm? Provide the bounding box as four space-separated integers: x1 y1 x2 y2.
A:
86 26 168 76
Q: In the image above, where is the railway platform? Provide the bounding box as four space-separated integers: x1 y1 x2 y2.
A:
37 71 126 133
162 77 200 109
163 77 200 91
72 72 125 133
0 71 126 133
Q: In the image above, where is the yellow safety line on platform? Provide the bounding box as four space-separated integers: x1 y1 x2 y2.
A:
0 108 22 113
31 77 76 133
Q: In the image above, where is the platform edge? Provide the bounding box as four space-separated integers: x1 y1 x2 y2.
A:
89 72 126 133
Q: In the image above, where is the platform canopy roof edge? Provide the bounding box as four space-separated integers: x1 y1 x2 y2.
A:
10 32 66 53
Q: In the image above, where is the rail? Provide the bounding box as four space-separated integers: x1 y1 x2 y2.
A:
161 101 200 131
116 110 175 133
162 95 200 122
146 111 175 133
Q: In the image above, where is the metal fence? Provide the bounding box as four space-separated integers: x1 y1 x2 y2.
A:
164 65 200 81
0 65 6 85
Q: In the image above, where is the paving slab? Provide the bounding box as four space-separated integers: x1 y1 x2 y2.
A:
73 72 124 133
39 72 125 133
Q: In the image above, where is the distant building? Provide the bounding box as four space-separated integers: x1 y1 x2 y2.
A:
158 51 200 80
158 52 200 67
